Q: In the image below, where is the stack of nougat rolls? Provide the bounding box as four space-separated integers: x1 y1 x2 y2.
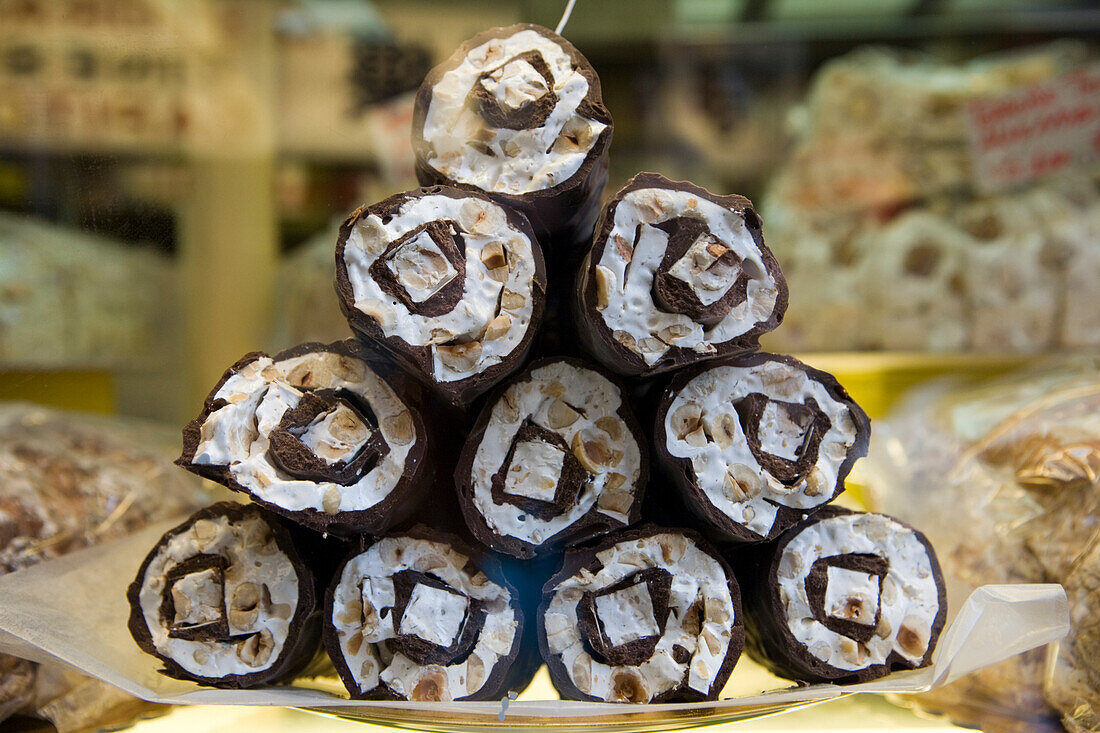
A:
127 23 947 703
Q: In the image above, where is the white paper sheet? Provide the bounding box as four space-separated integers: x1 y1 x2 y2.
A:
0 517 1070 720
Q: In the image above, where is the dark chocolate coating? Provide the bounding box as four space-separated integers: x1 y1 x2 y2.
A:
575 172 788 377
322 525 536 700
335 186 547 407
537 524 745 702
732 506 948 684
177 340 432 537
453 357 648 559
126 502 321 689
411 24 612 251
652 352 871 544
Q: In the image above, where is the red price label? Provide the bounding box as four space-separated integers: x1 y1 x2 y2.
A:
968 63 1100 191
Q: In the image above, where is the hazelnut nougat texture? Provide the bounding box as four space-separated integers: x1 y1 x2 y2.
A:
127 502 320 688
538 525 743 702
412 24 612 249
734 507 947 684
178 340 430 536
454 357 647 559
336 186 546 406
654 352 870 543
324 528 536 700
575 173 787 377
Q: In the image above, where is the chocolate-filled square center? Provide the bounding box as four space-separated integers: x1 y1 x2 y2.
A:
805 554 889 644
388 570 485 666
400 583 470 647
667 233 743 307
160 554 230 641
480 57 549 111
386 230 458 303
735 394 829 485
368 220 466 318
469 50 559 130
298 401 372 465
490 423 584 521
503 439 565 502
756 400 814 462
651 216 750 326
267 389 388 486
578 568 673 666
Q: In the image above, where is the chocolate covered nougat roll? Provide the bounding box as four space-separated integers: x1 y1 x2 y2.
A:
455 358 647 559
324 529 534 700
127 502 319 688
412 24 612 247
737 507 947 684
576 173 787 377
539 526 743 702
655 353 870 543
179 341 429 536
335 187 546 406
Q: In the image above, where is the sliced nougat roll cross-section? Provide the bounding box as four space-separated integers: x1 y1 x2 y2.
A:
455 357 647 559
576 173 787 377
734 507 947 684
336 186 546 406
127 502 320 688
538 525 744 702
655 353 870 543
412 24 612 248
178 340 430 536
323 528 535 700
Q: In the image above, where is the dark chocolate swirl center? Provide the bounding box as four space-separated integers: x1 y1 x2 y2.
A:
469 50 559 131
735 394 830 485
651 216 751 327
368 219 467 318
267 388 389 486
577 568 673 666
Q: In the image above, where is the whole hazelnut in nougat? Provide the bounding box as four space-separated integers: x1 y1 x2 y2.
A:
412 24 612 250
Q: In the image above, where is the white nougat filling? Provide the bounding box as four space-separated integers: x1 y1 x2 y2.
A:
757 401 810 462
343 194 538 383
482 58 548 109
503 439 565 501
331 537 519 700
664 360 859 538
595 188 780 365
400 584 470 648
192 351 415 514
776 513 941 671
298 403 371 466
469 361 642 546
596 582 659 647
138 514 299 678
422 29 606 195
824 567 879 626
386 231 458 303
667 235 742 307
544 532 736 701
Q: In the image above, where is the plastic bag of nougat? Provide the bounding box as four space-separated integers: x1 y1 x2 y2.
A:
0 402 220 731
860 358 1100 732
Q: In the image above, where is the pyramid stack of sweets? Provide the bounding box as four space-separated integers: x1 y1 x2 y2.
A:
128 23 946 703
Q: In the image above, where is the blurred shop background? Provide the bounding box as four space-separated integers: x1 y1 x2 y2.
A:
0 0 1096 424
1 1 1099 730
